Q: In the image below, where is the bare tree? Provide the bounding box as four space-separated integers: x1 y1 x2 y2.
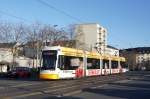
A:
50 27 68 44
25 23 41 47
12 23 27 44
11 23 29 67
25 22 43 68
0 22 12 43
67 24 76 40
0 22 28 68
38 24 68 46
0 21 70 68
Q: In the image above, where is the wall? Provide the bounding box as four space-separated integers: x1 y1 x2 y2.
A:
75 23 107 53
106 47 119 56
0 49 13 63
0 48 40 72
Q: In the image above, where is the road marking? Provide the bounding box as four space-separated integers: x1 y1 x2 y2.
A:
113 80 131 83
44 82 97 94
90 84 108 89
0 87 4 89
4 92 42 99
41 83 69 91
11 83 39 87
12 83 34 87
62 90 82 96
44 84 80 93
144 75 150 77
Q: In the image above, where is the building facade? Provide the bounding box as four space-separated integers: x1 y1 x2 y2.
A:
0 43 40 72
120 47 150 71
106 45 119 56
75 23 107 54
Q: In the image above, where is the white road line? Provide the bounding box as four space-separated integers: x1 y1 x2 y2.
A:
62 90 82 96
44 84 80 93
144 75 150 77
90 84 108 89
11 83 39 87
41 84 69 91
44 82 95 93
113 79 131 83
4 92 42 99
0 87 4 89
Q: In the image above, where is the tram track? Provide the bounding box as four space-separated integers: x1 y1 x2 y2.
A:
31 74 126 95
0 73 128 98
47 74 127 96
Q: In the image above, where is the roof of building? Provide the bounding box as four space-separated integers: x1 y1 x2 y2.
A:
121 47 150 52
0 42 16 48
107 45 119 50
75 23 99 25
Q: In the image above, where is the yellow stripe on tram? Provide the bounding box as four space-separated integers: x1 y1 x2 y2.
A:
40 74 59 80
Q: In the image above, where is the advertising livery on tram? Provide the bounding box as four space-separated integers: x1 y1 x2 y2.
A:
40 46 128 80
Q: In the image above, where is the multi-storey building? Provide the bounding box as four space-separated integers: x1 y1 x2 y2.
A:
120 47 150 70
75 23 107 54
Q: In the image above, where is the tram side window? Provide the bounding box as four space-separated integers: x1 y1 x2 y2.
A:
58 55 83 70
103 59 109 69
111 61 118 69
87 58 100 69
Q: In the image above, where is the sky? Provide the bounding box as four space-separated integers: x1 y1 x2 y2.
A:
0 0 150 49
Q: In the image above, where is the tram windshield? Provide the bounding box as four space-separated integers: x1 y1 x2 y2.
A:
42 50 57 70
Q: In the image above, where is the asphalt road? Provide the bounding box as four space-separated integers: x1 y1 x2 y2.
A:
72 71 150 99
0 71 150 99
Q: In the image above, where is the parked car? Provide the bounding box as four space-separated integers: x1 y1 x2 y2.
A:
7 67 31 78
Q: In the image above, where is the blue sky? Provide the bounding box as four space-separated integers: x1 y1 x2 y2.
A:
0 0 150 49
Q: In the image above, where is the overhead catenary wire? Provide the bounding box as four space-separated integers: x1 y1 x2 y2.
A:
0 10 30 23
36 0 83 23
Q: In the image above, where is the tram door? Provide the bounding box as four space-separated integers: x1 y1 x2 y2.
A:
74 57 85 78
102 59 109 75
111 60 119 74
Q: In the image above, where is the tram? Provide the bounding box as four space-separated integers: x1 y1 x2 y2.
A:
39 46 128 80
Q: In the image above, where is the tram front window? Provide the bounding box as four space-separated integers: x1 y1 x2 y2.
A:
42 50 57 70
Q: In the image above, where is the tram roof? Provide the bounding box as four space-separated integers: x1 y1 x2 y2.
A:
42 46 125 61
43 46 83 53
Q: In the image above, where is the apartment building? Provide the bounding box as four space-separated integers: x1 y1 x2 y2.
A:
120 47 150 70
75 23 107 54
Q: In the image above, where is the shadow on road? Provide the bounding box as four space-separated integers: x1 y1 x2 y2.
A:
82 74 150 99
0 77 41 81
43 96 82 99
110 82 150 89
83 87 150 99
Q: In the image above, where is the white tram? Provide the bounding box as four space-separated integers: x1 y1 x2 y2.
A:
40 46 128 79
